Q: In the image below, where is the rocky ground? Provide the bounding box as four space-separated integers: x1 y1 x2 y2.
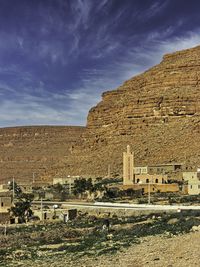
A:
3 231 200 267
87 231 200 267
0 211 200 267
68 231 200 267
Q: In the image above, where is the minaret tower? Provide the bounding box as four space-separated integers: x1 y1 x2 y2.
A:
123 145 134 185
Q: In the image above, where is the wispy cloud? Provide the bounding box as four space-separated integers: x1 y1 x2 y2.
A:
144 1 169 19
68 0 92 31
0 0 200 127
1 28 200 127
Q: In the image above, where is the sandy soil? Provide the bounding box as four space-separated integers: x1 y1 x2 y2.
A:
8 231 200 267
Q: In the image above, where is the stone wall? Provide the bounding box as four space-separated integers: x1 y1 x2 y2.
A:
0 212 10 223
121 184 179 193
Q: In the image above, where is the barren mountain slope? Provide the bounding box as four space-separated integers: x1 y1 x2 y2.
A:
0 126 85 183
1 45 200 181
64 45 200 177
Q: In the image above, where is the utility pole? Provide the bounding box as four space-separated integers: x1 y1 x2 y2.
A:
12 177 15 200
32 172 35 184
148 182 150 204
107 164 111 178
4 223 7 236
40 197 43 221
32 172 36 192
69 177 72 195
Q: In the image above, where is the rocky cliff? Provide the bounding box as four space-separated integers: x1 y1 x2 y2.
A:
64 45 200 177
1 45 200 181
0 126 85 183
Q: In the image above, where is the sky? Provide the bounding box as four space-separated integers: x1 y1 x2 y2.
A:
1 0 200 127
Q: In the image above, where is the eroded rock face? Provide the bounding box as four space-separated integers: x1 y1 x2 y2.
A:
67 46 200 177
0 126 85 183
1 45 200 181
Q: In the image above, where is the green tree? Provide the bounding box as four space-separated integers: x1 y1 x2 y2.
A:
53 183 63 194
52 183 68 201
10 193 34 223
73 178 93 195
8 180 22 197
104 187 120 199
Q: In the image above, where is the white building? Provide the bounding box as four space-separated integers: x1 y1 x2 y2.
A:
134 166 148 175
53 176 81 195
183 171 200 195
53 176 80 185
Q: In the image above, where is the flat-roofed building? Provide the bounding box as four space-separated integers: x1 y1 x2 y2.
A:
134 166 148 175
0 191 12 210
183 171 200 195
53 176 80 185
0 191 12 223
134 174 168 184
0 184 9 192
133 163 182 176
147 163 182 175
53 176 82 195
122 147 179 193
188 181 200 195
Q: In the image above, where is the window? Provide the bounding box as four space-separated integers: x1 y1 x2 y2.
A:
190 185 192 189
146 179 149 183
198 185 200 189
136 179 140 183
1 202 3 207
155 178 159 183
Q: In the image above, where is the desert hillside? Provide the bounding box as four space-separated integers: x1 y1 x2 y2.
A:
65 45 200 177
1 45 200 181
0 126 85 183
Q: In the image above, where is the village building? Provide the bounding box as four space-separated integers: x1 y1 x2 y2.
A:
147 163 182 174
134 166 148 175
33 191 54 201
19 183 33 193
123 145 134 185
134 174 168 184
183 171 200 195
34 207 77 222
53 176 81 185
53 176 81 194
123 146 179 193
0 191 12 209
134 163 182 175
0 184 9 192
0 191 12 224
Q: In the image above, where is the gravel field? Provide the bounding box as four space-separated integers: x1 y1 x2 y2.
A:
3 231 200 267
1 212 200 267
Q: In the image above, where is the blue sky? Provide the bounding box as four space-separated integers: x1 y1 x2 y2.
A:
1 0 200 127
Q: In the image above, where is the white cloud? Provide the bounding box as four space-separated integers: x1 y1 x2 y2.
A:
1 2 200 129
0 95 87 127
117 30 200 82
143 1 169 19
69 0 92 31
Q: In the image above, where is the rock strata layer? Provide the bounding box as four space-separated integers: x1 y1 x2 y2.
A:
67 45 200 177
0 126 85 183
1 45 200 181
